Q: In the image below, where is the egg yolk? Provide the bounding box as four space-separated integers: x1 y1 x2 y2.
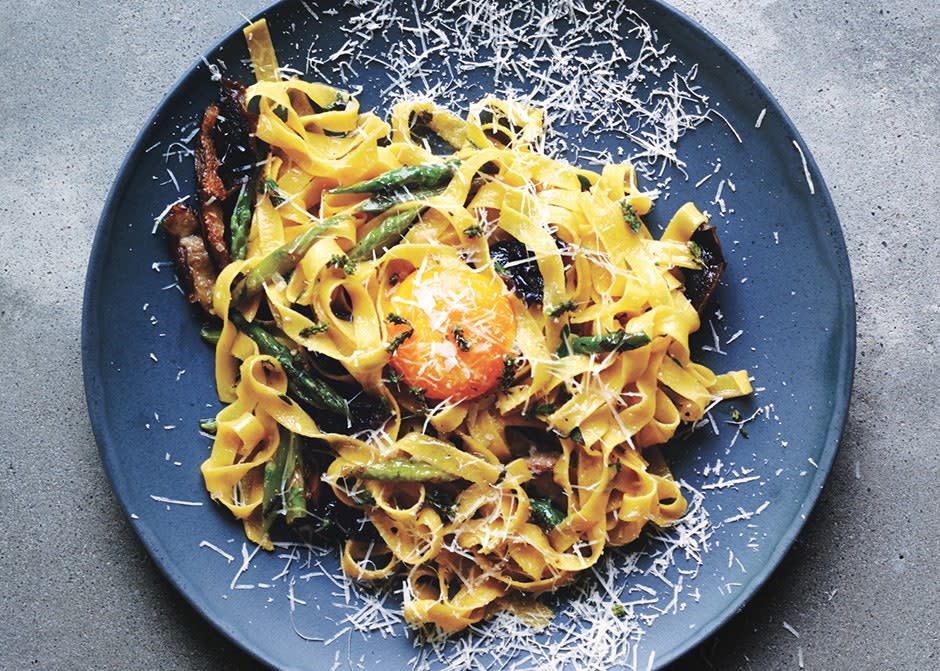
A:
387 262 516 401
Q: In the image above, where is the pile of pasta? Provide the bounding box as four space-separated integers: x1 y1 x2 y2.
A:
197 21 751 632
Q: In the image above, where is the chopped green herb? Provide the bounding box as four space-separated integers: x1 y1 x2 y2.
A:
499 355 519 389
547 300 577 318
407 385 428 411
327 254 357 276
523 402 557 419
386 367 404 386
452 325 471 351
530 498 565 530
299 323 329 337
386 329 414 355
350 486 375 506
463 224 484 238
493 260 509 277
611 603 627 618
327 91 348 111
688 240 705 267
621 199 643 233
386 313 411 326
426 487 458 521
262 178 287 207
567 427 585 445
731 408 742 422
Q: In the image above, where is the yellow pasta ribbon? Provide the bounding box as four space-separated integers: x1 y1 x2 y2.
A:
195 51 754 631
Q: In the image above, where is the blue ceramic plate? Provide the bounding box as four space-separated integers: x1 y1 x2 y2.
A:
83 1 854 669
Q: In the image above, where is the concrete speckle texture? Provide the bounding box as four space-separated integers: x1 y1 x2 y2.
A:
1 1 937 669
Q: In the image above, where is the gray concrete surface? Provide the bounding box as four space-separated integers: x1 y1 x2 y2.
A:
1 1 937 669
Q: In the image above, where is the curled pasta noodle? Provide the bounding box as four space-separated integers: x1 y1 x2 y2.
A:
192 19 753 632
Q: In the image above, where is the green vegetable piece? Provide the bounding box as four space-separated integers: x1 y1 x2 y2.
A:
229 180 252 261
530 498 565 529
299 323 329 337
263 428 307 531
499 355 519 389
347 207 422 262
331 159 460 194
350 486 375 506
198 418 218 434
408 385 429 411
547 300 577 318
351 458 458 483
200 324 222 346
262 178 287 206
229 311 350 420
327 253 357 276
559 330 651 356
386 328 414 355
426 487 457 521
611 603 627 618
452 325 471 352
531 403 557 416
231 214 349 306
621 199 643 233
357 186 443 214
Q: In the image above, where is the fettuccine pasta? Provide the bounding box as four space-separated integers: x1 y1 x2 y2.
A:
190 19 751 633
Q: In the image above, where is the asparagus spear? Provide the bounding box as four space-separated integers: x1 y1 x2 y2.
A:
200 324 222 346
330 160 459 194
229 180 252 261
356 186 444 214
558 329 651 357
347 207 421 262
228 311 350 420
262 428 307 530
198 418 218 434
349 458 458 483
529 498 565 530
231 214 349 305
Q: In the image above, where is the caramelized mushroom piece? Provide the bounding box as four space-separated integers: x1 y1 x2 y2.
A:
489 237 544 306
684 222 726 312
524 451 559 476
160 203 217 313
194 104 231 269
193 79 259 270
